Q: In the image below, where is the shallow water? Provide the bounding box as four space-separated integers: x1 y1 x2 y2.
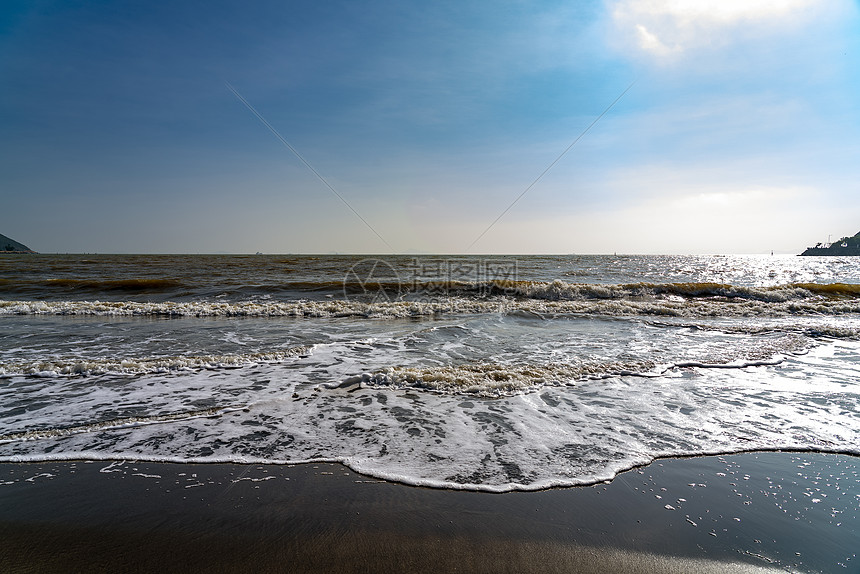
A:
1 254 858 490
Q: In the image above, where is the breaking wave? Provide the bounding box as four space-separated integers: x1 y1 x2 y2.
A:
487 280 860 303
3 279 860 319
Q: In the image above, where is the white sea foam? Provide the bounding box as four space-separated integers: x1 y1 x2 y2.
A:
0 348 857 491
0 345 312 377
2 256 859 492
3 289 860 320
0 407 236 444
323 330 808 397
0 335 855 491
329 361 661 397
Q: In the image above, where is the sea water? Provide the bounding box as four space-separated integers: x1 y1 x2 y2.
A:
0 254 858 491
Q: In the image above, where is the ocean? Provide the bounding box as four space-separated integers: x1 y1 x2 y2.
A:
1 254 858 492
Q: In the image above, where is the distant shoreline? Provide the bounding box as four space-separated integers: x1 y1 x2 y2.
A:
0 233 36 253
799 247 860 256
800 230 860 256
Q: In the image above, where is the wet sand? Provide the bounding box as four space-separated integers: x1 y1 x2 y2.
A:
0 452 855 573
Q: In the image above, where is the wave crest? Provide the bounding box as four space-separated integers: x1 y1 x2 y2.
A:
488 280 860 303
2 280 859 319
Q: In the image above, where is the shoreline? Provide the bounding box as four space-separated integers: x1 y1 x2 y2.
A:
1 451 855 573
2 445 859 493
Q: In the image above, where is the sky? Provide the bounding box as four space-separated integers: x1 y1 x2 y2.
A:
1 0 858 254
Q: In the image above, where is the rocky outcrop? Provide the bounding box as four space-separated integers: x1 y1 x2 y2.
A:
0 233 37 253
800 231 860 256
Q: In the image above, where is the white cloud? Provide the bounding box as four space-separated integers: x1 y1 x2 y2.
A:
610 0 822 60
633 23 678 57
640 0 813 24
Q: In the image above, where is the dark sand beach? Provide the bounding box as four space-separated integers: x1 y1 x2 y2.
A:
0 451 855 573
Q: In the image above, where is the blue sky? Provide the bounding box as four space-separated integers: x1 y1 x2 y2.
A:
1 0 858 254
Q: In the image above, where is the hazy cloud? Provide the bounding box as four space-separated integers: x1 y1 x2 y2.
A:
611 0 821 60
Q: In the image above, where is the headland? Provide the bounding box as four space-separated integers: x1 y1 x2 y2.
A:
800 230 860 256
0 233 36 254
